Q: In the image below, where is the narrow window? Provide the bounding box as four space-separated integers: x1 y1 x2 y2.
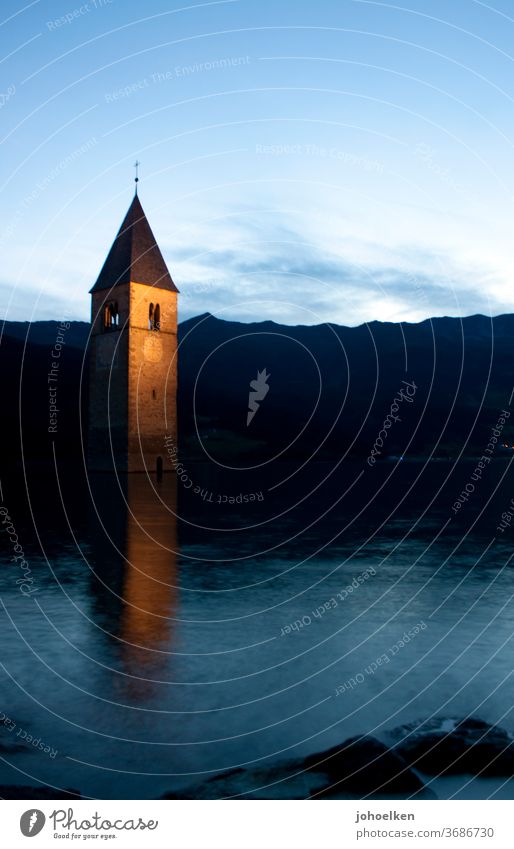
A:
148 302 154 330
154 303 160 331
103 301 119 331
152 389 156 400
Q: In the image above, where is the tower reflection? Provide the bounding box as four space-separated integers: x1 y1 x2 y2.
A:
118 474 178 690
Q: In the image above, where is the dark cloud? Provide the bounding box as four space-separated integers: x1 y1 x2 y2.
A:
173 216 503 325
1 215 505 326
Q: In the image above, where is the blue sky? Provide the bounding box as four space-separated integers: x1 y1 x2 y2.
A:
2 0 514 325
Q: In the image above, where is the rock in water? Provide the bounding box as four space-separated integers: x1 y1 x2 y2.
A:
0 785 81 799
388 717 514 776
305 736 429 797
164 735 430 799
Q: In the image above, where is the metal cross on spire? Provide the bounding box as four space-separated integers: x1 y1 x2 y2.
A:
134 160 140 194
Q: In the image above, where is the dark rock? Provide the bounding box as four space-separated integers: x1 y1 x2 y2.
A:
388 717 514 776
163 763 317 800
0 785 81 799
0 741 27 754
164 735 428 799
310 783 436 799
304 736 428 797
163 769 247 800
0 723 28 754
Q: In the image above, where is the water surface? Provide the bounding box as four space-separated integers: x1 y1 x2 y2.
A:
1 460 513 799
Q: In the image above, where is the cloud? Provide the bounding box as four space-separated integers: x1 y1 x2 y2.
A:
1 207 507 326
0 279 85 323
171 212 505 326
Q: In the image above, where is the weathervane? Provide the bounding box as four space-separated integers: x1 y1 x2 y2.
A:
134 159 140 194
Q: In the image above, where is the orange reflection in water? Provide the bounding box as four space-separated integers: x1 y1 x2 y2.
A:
119 474 178 688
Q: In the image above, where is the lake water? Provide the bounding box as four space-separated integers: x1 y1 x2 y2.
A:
1 460 513 799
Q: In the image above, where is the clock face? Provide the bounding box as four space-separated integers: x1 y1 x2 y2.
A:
143 335 163 363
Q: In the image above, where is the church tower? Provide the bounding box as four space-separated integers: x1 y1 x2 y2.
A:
87 190 178 473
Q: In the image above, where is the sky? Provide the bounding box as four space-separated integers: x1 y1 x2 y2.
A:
1 0 514 326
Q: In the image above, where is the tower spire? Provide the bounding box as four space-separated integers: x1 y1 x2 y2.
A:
87 186 179 473
134 159 140 194
89 192 178 293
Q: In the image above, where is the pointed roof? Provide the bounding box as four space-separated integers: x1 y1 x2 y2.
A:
90 194 178 293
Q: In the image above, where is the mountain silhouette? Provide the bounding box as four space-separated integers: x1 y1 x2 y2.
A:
1 312 512 467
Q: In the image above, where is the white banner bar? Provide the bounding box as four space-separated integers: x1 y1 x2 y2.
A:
1 799 512 848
